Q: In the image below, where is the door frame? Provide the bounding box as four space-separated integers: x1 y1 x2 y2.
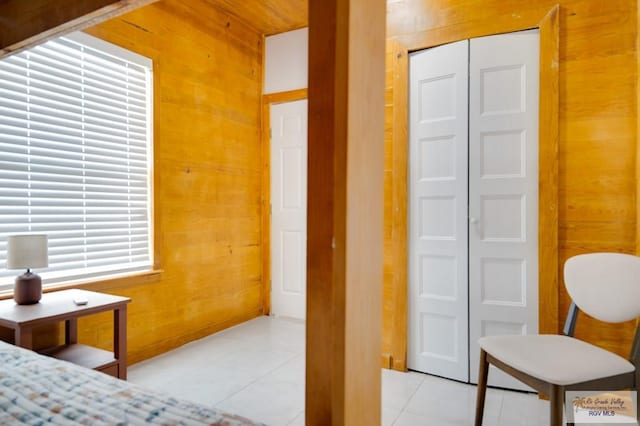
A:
261 88 308 314
386 6 559 371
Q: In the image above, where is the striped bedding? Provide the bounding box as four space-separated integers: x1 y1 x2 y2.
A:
0 340 263 425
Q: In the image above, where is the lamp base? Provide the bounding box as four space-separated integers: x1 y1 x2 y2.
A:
14 271 42 305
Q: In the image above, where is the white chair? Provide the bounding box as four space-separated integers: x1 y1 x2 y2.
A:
474 252 640 426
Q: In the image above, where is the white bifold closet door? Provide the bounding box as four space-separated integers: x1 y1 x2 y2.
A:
408 30 539 390
468 31 539 390
408 39 470 382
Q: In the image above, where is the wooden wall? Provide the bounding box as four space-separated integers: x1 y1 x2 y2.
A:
42 0 265 364
382 0 639 369
202 0 307 35
6 0 637 375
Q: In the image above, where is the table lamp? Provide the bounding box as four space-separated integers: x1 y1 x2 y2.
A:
7 234 48 305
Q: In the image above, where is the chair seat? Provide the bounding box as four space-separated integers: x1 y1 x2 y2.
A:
479 334 634 386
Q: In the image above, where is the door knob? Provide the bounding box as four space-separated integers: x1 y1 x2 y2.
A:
469 217 478 224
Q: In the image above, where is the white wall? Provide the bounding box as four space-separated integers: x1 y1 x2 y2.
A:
264 28 308 94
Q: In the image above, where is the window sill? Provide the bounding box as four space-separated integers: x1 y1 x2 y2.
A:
0 270 162 301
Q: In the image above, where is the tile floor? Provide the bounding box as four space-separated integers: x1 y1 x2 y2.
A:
129 316 549 425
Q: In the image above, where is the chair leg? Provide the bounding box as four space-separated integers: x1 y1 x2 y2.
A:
549 385 564 426
475 349 490 426
635 385 639 426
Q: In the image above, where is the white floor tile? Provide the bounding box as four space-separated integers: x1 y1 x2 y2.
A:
287 411 305 426
165 366 264 406
218 316 305 354
393 410 437 425
130 315 559 426
404 375 475 421
382 406 402 425
382 369 425 411
468 386 504 420
258 354 305 386
499 390 549 425
216 380 305 426
129 336 254 386
214 347 298 376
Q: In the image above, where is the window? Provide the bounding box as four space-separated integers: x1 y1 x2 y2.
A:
0 32 153 289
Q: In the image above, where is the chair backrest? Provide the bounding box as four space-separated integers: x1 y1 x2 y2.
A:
564 253 640 323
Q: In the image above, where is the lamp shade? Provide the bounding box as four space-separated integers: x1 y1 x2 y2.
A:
7 235 48 270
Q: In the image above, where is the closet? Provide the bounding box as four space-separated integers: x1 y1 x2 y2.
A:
408 30 539 390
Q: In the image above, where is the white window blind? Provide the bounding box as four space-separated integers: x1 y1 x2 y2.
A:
0 32 153 289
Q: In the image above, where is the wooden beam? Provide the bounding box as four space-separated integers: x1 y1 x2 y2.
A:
306 0 386 424
0 0 157 58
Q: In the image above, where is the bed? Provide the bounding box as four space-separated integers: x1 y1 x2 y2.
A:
0 340 264 425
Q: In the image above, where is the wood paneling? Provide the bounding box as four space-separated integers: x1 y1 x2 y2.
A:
0 0 157 58
203 0 307 36
382 38 409 371
40 0 265 364
306 0 385 423
383 0 639 370
537 6 560 337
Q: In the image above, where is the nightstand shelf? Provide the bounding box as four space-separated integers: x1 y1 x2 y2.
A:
40 343 117 371
0 289 130 379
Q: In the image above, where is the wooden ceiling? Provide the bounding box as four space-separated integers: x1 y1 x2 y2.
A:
203 0 308 35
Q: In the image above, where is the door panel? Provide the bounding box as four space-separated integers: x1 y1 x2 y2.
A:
468 30 539 390
408 40 469 381
270 99 307 320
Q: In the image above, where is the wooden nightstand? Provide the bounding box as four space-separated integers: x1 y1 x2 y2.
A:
0 289 131 379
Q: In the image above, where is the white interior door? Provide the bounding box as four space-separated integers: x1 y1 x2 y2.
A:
468 30 539 390
408 40 469 381
270 99 307 320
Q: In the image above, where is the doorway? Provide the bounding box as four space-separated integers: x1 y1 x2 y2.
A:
269 99 308 320
408 30 539 390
